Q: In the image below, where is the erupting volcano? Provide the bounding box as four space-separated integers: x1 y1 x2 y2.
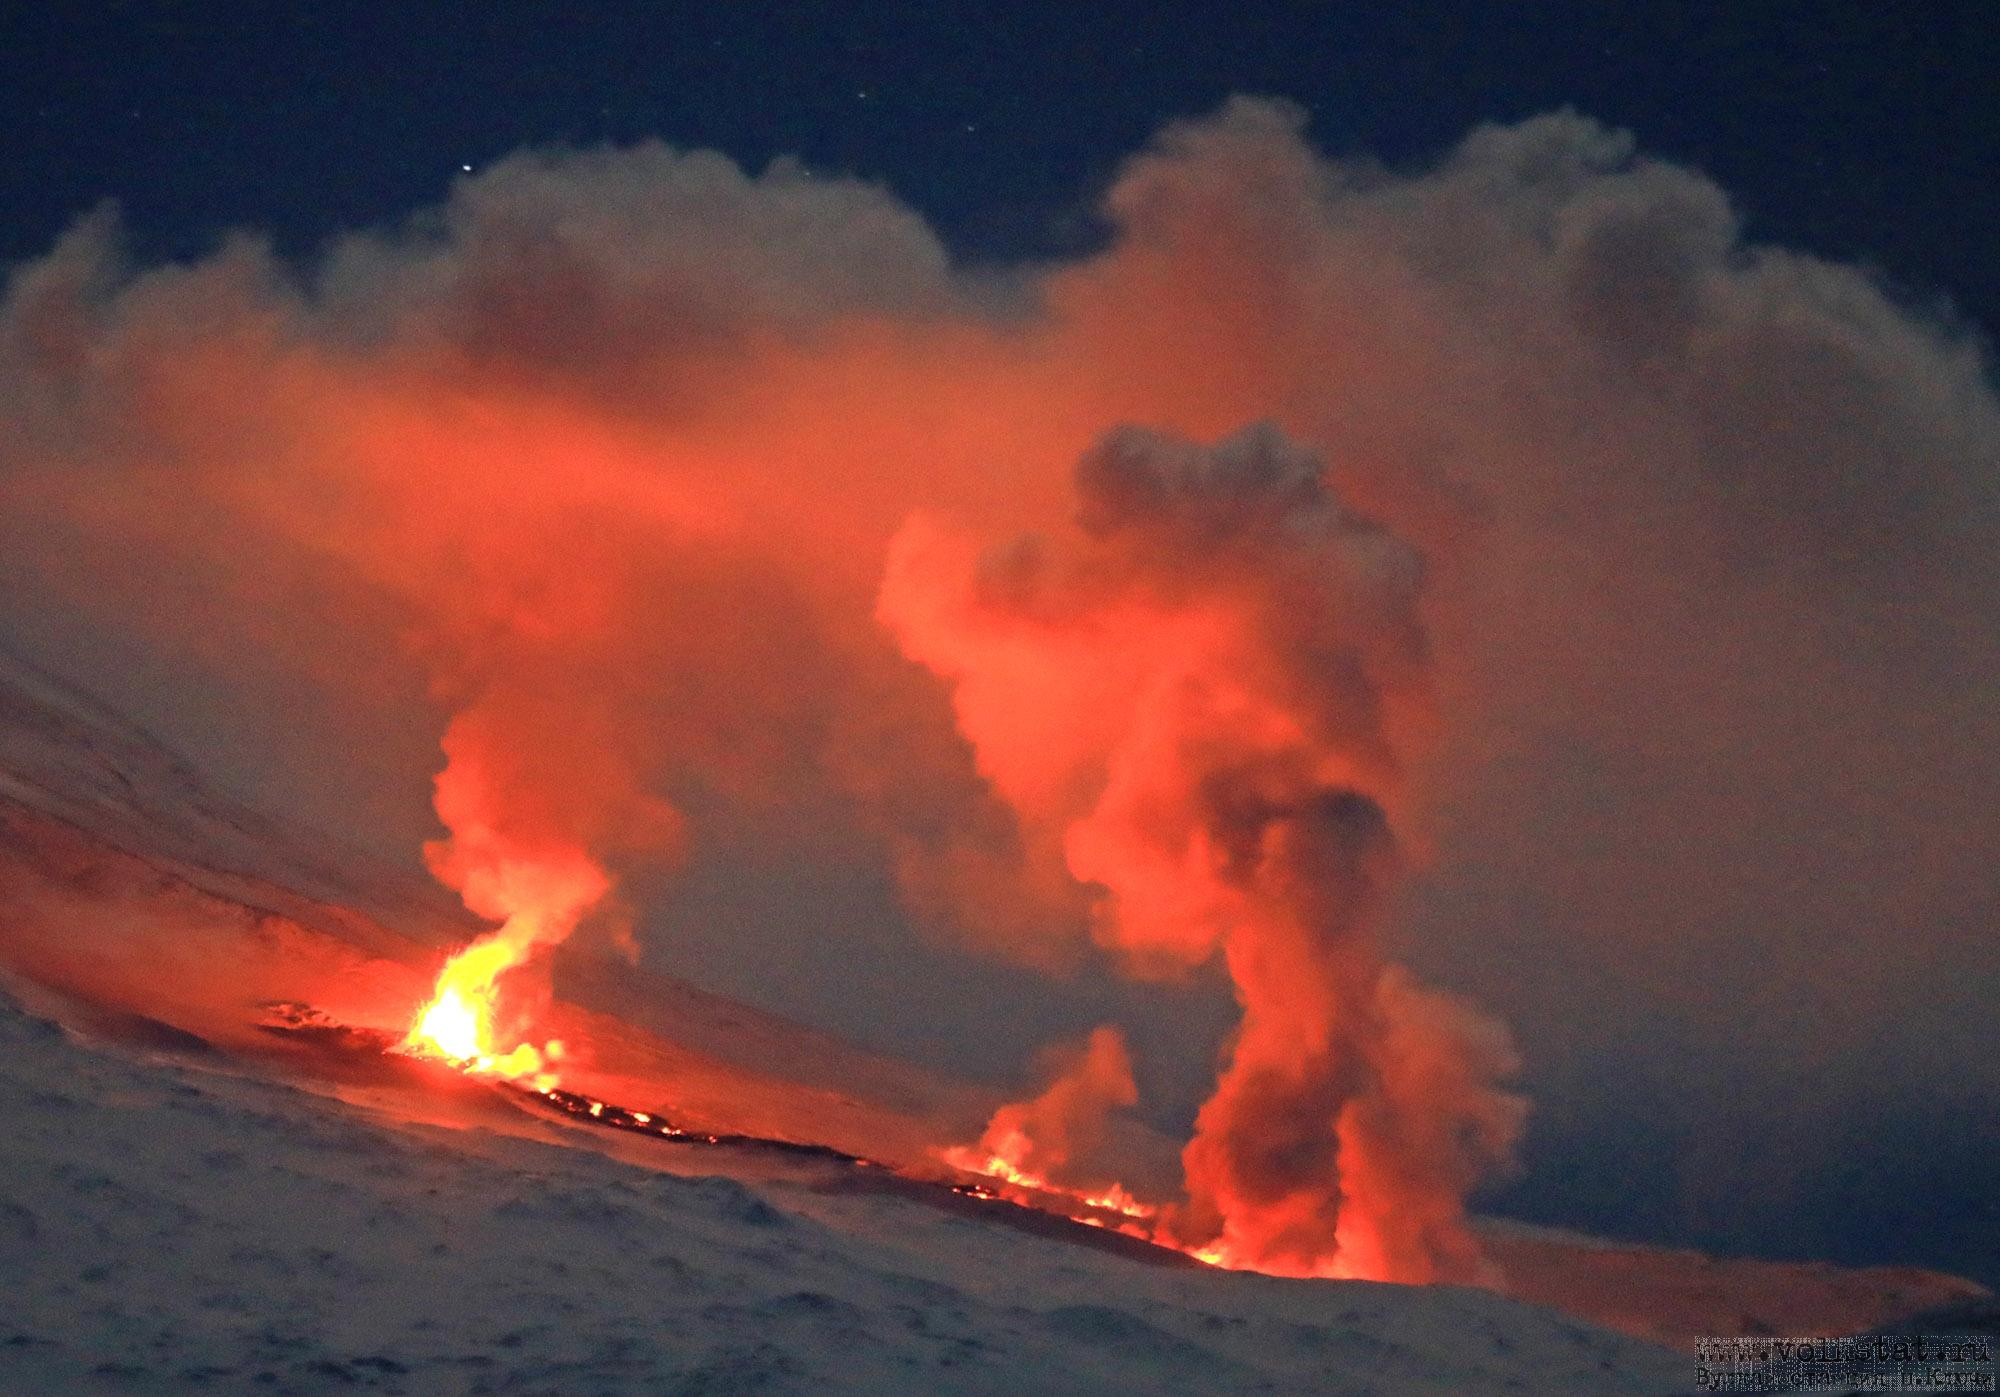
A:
2 50 1993 1388
399 692 678 1085
375 422 1525 1288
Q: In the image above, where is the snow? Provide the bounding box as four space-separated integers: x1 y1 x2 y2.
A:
0 642 1978 1392
0 985 1685 1394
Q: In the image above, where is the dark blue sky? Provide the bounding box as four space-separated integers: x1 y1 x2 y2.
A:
3 2 1996 333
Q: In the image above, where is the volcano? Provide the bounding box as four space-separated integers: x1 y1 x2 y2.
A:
0 636 1984 1391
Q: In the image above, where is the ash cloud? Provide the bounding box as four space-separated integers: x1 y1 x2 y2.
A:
1 99 1994 1272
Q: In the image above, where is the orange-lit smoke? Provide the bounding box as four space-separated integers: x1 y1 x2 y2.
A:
403 708 661 1079
389 507 689 1077
2 97 1994 1279
941 1025 1142 1206
886 425 1524 1282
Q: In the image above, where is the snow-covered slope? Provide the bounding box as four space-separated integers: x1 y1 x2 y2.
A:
1477 1217 1988 1353
0 641 1000 1163
0 645 1982 1390
0 643 471 943
0 985 1684 1395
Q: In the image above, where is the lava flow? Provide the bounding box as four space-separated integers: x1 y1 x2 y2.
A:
393 972 1213 1266
525 1066 1198 1260
937 1129 1315 1272
940 1130 1156 1224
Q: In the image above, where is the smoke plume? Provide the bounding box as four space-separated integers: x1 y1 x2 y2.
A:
886 423 1523 1279
943 1025 1140 1192
0 98 1993 1269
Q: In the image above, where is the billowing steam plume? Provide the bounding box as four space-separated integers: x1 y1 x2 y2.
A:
941 1025 1140 1196
1 98 1993 1271
888 424 1523 1280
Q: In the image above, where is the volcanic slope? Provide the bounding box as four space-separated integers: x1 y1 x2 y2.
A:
0 975 1697 1395
0 645 1980 1390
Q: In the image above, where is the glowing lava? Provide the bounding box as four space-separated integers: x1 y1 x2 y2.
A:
936 1118 1377 1276
939 1120 1159 1234
403 929 564 1088
412 984 481 1060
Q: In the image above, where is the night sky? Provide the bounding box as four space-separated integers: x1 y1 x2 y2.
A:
4 2 1996 334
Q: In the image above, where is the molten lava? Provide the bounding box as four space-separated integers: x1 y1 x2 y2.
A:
940 1132 1156 1224
402 929 564 1088
398 957 1335 1278
938 1136 1334 1273
411 984 482 1061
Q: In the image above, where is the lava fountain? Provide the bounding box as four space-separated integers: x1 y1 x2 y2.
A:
399 714 633 1089
403 925 567 1088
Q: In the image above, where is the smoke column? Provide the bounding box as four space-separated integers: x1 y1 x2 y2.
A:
884 424 1524 1281
0 99 1992 1268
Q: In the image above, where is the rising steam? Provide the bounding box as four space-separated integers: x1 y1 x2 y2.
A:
941 1025 1141 1197
889 424 1524 1280
1 98 1993 1271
